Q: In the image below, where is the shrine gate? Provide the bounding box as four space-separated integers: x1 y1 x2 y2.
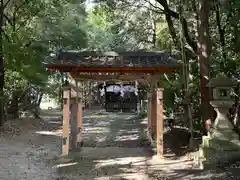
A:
46 51 181 157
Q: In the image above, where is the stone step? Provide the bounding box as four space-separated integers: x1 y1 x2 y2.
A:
193 131 240 170
199 145 216 157
202 135 211 147
189 145 218 169
212 130 239 140
198 156 206 170
208 139 240 152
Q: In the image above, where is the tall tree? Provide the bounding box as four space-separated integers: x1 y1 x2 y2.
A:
198 0 213 124
0 0 7 126
0 0 88 123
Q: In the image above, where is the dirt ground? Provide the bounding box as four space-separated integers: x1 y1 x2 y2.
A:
0 109 238 180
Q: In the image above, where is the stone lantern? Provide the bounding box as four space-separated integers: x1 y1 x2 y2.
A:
206 75 237 133
194 75 240 169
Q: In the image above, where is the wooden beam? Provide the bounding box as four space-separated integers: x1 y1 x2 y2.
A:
70 72 152 80
69 72 153 87
48 66 180 73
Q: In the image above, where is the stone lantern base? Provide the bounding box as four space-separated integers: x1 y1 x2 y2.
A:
192 100 240 169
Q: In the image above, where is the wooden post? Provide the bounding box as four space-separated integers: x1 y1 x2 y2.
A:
70 98 78 151
135 80 140 113
147 91 152 131
76 81 83 149
150 74 160 139
156 88 164 156
147 90 153 142
103 82 106 110
151 88 157 137
62 88 70 155
88 81 92 108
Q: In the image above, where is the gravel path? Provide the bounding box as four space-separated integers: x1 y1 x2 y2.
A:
0 109 239 180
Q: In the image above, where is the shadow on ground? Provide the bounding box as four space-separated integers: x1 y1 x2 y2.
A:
82 113 148 148
51 148 229 180
163 127 202 158
0 109 235 180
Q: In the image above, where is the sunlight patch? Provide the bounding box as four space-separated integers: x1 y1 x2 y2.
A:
94 157 146 168
95 121 110 126
53 162 78 168
126 115 135 120
96 136 107 142
35 130 62 136
118 129 139 133
84 127 110 134
114 134 139 141
94 172 148 180
90 115 106 118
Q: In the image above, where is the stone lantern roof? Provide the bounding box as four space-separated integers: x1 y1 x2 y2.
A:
206 75 238 88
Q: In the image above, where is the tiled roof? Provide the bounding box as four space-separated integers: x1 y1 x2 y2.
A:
46 51 181 68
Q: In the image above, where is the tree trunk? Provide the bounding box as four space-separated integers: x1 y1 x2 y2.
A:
10 94 19 119
0 0 4 126
34 92 43 119
198 0 213 130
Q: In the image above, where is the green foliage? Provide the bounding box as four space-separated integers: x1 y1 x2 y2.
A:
86 2 159 51
2 0 89 117
156 21 172 50
2 0 240 125
89 0 240 130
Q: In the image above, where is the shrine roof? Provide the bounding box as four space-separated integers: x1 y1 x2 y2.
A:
46 50 181 73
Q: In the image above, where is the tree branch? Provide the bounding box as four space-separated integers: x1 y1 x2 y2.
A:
14 0 29 13
119 0 197 57
215 2 227 62
3 13 13 26
156 0 198 54
3 31 11 42
119 2 163 14
222 3 233 31
3 0 11 10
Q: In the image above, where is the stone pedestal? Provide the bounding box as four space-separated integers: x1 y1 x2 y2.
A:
196 100 240 169
211 101 239 141
190 75 240 169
